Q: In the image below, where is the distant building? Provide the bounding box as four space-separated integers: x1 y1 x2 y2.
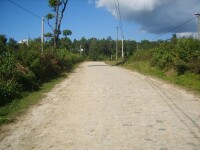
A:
18 39 29 45
80 48 84 54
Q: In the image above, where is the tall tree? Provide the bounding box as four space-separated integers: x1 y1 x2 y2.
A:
46 0 69 49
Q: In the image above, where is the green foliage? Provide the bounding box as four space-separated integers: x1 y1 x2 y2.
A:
151 46 175 70
124 40 137 56
44 32 53 38
48 0 61 8
0 35 83 106
175 38 200 73
120 36 200 92
63 30 72 37
0 74 67 125
130 37 200 75
0 53 21 105
59 37 72 50
0 53 15 80
121 60 200 92
71 36 117 60
7 38 18 51
46 13 54 20
0 35 7 54
0 79 21 106
131 49 152 62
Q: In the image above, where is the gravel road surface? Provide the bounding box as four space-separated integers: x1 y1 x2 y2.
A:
0 61 200 150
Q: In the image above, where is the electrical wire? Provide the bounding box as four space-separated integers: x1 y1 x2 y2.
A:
7 0 53 30
116 0 124 37
113 0 197 41
114 0 120 23
153 16 196 40
7 0 42 20
114 0 124 38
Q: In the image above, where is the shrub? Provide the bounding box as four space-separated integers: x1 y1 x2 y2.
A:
0 42 83 106
130 37 200 76
15 63 38 91
0 80 21 106
132 49 152 62
175 61 188 75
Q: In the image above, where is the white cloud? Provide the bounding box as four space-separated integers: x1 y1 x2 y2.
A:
95 0 200 34
96 0 162 13
176 32 198 39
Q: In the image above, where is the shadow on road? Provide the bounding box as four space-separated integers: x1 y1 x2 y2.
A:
87 65 109 67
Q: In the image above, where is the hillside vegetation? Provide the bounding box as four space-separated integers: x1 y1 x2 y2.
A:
1 34 200 106
0 35 83 107
116 35 200 92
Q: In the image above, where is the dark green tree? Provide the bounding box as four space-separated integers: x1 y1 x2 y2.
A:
44 32 53 40
124 40 137 56
60 37 72 50
139 40 152 50
63 29 72 37
7 38 18 51
0 35 7 54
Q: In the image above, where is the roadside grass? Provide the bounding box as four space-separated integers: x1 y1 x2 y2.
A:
107 60 200 94
0 73 67 125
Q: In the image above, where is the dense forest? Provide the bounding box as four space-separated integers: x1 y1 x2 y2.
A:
44 35 137 60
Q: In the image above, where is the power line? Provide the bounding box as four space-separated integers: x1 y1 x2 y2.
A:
153 16 196 40
7 0 41 20
114 0 123 35
116 0 123 34
7 0 52 30
7 0 47 53
114 0 120 21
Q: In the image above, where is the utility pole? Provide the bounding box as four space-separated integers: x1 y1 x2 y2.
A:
116 27 118 60
41 17 44 54
80 45 81 55
195 13 200 40
122 34 124 58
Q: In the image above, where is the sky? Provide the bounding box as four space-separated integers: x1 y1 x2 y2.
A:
0 0 200 42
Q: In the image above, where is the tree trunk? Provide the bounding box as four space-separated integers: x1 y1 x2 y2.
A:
52 0 68 49
54 1 59 49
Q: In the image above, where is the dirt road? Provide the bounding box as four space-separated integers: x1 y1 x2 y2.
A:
0 61 200 150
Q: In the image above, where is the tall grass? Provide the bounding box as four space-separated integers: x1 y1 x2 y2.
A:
121 60 200 93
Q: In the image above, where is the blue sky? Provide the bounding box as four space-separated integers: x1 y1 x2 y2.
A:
0 0 199 42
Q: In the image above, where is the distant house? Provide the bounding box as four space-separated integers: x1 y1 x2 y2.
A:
18 39 29 45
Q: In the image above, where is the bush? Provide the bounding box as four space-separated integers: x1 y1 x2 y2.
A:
129 37 200 76
131 49 152 62
0 40 83 106
0 80 21 106
16 64 38 91
175 61 188 75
